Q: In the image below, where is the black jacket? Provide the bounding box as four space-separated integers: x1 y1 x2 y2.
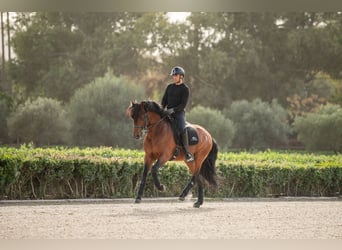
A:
161 83 190 112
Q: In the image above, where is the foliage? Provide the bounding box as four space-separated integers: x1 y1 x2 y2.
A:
9 12 151 101
6 97 69 145
0 93 12 144
187 105 235 150
286 72 337 123
67 73 145 148
294 104 342 152
4 12 342 150
287 94 327 123
175 13 339 108
217 150 342 197
328 78 342 106
225 98 291 150
8 12 342 109
0 146 341 199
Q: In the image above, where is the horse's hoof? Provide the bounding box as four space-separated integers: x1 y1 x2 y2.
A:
158 184 165 192
179 196 185 201
135 198 141 204
193 202 202 208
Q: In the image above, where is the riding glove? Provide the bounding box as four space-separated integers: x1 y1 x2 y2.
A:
166 108 175 115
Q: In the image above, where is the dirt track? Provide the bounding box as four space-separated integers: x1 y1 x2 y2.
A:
0 198 341 239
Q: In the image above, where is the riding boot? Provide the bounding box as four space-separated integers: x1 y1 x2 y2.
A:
182 130 194 162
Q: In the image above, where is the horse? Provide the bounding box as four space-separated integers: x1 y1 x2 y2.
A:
126 100 218 208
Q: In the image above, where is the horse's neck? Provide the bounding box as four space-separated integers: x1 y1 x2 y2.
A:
147 112 170 133
147 112 163 126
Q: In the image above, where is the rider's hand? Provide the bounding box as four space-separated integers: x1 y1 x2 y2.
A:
166 108 174 115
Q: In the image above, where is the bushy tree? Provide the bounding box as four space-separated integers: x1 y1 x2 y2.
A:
9 12 162 102
67 73 145 148
187 105 235 150
7 97 68 145
294 104 342 152
0 93 12 144
225 98 290 150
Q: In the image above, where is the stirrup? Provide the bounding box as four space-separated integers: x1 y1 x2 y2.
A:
186 152 194 162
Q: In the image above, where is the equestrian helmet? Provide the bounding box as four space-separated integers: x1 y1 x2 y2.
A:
170 66 185 76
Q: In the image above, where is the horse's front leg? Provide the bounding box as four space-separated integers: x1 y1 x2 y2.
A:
151 160 165 192
135 164 148 203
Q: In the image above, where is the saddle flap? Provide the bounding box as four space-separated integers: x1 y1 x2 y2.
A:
185 125 199 145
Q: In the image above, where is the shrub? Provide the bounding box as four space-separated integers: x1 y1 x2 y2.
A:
67 72 145 148
225 98 290 150
187 105 235 150
294 104 342 152
1 147 341 199
7 97 69 145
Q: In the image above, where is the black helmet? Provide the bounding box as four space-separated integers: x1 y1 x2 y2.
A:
170 66 185 77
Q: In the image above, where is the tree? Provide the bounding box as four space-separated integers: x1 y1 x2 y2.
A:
6 12 342 122
67 73 145 148
187 105 235 150
294 104 342 152
165 12 342 110
8 12 155 102
225 98 290 150
0 92 12 143
7 97 68 145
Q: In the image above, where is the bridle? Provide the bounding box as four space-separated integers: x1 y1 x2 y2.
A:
133 111 149 138
133 109 166 138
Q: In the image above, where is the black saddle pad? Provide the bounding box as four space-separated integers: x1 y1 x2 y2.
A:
185 124 199 145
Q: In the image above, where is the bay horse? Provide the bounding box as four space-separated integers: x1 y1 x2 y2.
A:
127 100 218 208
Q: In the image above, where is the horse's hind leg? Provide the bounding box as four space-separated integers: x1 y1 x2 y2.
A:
193 176 204 208
179 176 195 201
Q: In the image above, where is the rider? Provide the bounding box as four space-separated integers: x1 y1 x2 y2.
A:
161 66 194 162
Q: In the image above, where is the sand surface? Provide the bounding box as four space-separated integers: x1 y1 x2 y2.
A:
1 198 341 239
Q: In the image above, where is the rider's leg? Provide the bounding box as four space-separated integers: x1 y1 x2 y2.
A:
174 112 194 162
181 129 194 162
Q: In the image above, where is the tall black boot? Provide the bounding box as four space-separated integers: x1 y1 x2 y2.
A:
182 130 194 162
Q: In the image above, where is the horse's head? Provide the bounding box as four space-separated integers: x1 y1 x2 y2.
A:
127 100 166 139
127 101 146 139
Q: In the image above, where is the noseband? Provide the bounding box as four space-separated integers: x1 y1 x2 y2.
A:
134 112 149 138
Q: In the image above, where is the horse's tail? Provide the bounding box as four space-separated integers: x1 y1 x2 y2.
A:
200 138 218 187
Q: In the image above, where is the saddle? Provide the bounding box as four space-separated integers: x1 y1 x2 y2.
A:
168 118 199 160
184 124 199 145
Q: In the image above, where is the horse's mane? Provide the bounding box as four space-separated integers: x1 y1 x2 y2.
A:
143 100 168 118
128 100 168 120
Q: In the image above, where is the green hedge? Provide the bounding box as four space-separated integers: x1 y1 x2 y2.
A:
216 151 342 197
0 146 341 199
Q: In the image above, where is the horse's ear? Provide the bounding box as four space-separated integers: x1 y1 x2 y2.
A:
130 100 138 107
